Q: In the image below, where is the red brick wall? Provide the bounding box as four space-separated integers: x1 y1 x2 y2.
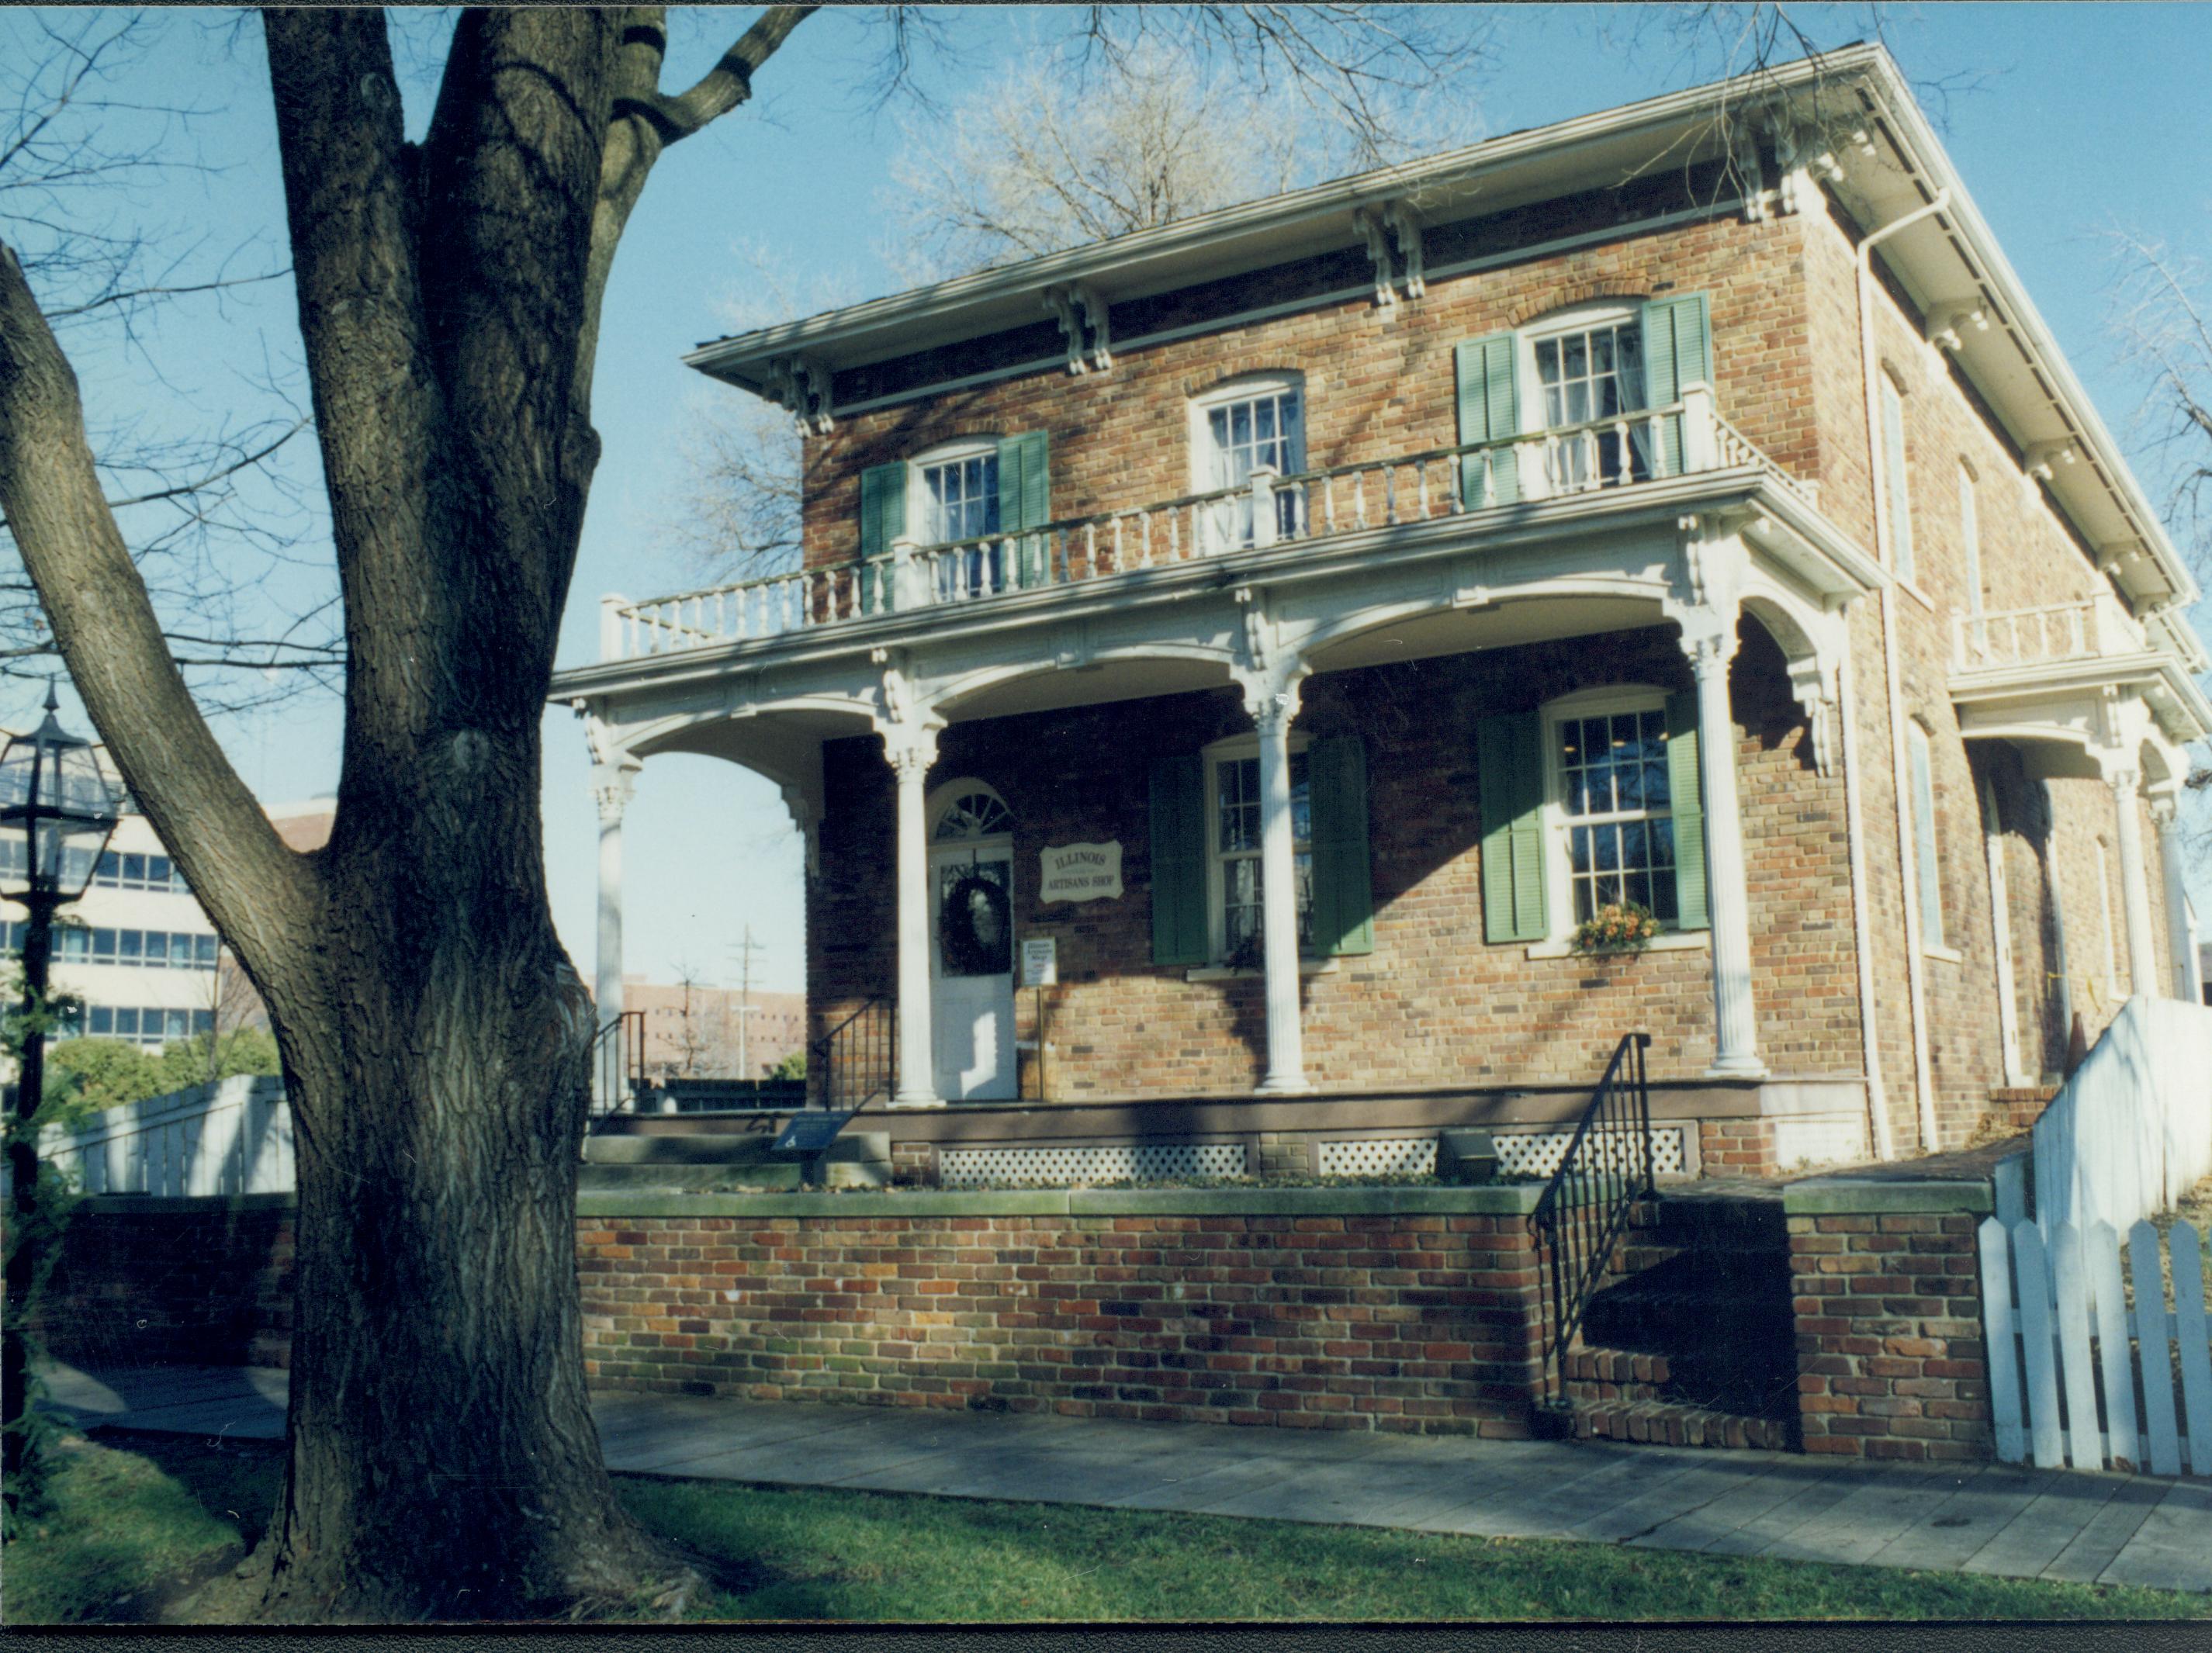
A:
1788 1195 1992 1461
40 1201 295 1371
801 200 1822 572
810 617 1859 1098
43 1195 1550 1440
578 1205 1547 1436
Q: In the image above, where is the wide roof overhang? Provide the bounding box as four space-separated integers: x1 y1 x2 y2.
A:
682 43 2202 659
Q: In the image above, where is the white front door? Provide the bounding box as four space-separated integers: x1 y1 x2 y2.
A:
931 842 1016 1100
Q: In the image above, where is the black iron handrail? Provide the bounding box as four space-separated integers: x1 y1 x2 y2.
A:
808 995 891 1113
1528 1032 1654 1413
587 1009 647 1121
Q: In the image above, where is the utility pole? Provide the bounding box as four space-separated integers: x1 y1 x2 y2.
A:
729 925 765 1079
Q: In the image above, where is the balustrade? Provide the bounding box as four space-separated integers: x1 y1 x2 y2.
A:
601 390 1816 662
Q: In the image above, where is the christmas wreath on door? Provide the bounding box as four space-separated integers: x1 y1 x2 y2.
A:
939 870 1012 976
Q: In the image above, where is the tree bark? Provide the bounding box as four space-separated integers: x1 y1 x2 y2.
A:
0 2 823 1617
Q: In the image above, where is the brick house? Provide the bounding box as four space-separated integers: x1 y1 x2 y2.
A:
554 45 2208 1188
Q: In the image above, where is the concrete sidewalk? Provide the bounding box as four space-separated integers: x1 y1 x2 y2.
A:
43 1361 2212 1595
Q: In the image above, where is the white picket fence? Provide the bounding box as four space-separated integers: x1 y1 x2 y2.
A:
2033 996 2212 1236
1978 1216 2211 1476
35 1074 294 1197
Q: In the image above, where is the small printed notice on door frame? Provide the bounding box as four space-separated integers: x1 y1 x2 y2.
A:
1039 841 1123 903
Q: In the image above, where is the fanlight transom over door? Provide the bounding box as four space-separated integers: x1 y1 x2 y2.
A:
929 783 1016 1101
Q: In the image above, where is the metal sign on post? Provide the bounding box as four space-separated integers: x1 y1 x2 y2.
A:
1019 938 1058 1103
1020 937 1058 987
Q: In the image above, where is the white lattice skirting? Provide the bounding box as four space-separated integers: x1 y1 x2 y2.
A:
1320 1129 1685 1180
939 1142 1248 1188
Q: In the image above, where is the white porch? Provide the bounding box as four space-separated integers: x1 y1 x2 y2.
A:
556 400 1881 1108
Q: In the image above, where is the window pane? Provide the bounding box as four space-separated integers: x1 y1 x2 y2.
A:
165 1009 189 1039
144 932 168 967
115 1008 138 1037
197 935 218 967
147 855 170 884
122 853 145 884
193 1011 215 1035
119 929 142 961
92 928 116 962
89 1006 112 1036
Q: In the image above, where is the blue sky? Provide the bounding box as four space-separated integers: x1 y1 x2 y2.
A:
11 5 2210 996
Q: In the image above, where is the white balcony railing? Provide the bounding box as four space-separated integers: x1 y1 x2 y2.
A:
602 386 1817 662
1951 593 2149 673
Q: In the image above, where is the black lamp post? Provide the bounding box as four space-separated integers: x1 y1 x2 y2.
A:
0 683 120 1504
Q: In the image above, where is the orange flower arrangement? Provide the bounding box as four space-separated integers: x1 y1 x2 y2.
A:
1570 900 1661 956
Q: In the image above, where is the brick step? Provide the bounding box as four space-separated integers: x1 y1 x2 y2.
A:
1564 1342 1799 1420
1570 1397 1795 1452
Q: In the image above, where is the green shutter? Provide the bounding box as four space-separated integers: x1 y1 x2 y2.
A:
997 431 1051 589
1307 737 1374 957
857 461 906 614
1455 334 1519 508
1148 753 1209 967
1641 292 1713 477
1476 712 1547 943
1665 690 1709 932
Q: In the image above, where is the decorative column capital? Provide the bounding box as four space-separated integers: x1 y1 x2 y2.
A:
2149 790 2181 826
590 759 639 825
1678 625 1740 679
884 729 938 785
2103 763 2143 799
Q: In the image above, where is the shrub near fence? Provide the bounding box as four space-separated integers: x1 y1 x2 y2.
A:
1978 1216 2212 1476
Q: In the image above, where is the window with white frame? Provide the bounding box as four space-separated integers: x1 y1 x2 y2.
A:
1906 721 1944 949
1192 375 1305 549
2093 836 2120 997
1206 738 1313 968
1881 371 1916 583
1545 690 1679 928
1958 462 1982 614
912 437 1004 596
1523 305 1650 493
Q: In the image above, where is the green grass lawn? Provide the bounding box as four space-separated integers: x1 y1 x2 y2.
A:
5 1432 2207 1624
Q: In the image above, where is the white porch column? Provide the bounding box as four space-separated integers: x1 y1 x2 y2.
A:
886 728 941 1108
1248 678 1310 1095
1682 628 1764 1077
2153 794 2200 1001
2108 766 2161 1000
590 759 639 1025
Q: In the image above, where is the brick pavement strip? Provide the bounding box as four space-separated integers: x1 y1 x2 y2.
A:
40 1363 2212 1592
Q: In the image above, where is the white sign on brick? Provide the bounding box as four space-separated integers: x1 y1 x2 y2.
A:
1039 841 1122 903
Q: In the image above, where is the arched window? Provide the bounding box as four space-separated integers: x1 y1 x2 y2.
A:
931 782 1013 842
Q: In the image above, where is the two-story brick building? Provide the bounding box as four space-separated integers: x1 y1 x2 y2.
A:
554 45 2208 1188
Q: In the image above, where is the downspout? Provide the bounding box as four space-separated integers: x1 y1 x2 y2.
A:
1857 188 1951 1155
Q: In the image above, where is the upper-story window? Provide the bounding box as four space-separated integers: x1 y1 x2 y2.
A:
916 441 1000 546
1881 371 1916 583
1192 374 1305 549
911 437 1006 597
1958 461 1982 614
1524 305 1651 493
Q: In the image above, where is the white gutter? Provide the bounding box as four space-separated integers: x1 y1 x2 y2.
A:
1854 54 2202 617
1859 188 1951 1156
686 47 1885 379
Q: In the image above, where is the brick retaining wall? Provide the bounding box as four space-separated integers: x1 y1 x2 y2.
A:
1783 1180 1995 1462
41 1188 1550 1439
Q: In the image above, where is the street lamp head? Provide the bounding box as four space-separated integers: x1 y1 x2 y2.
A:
0 680 123 907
